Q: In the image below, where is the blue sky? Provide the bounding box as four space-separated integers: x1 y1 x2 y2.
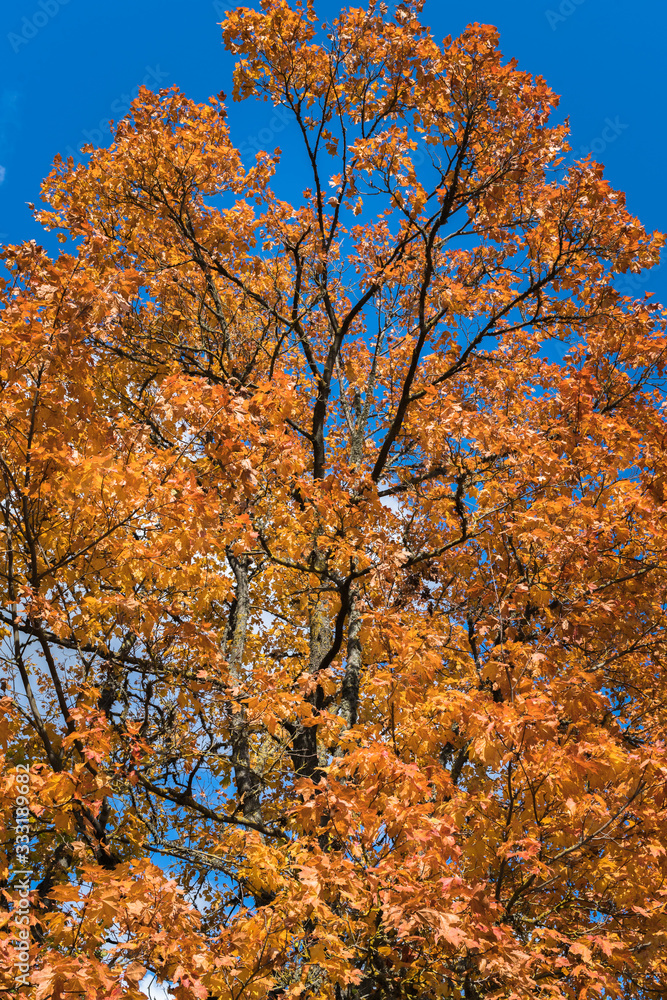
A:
0 0 665 302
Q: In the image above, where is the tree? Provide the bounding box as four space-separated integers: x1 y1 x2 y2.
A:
1 2 667 997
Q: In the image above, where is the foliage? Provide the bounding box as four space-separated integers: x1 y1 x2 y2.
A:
1 2 667 998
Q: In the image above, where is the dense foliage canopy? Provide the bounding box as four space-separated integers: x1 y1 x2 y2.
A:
2 2 667 998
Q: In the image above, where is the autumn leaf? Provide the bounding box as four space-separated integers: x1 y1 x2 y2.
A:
1 5 667 1000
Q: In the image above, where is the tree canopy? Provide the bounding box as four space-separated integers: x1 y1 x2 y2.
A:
2 2 667 998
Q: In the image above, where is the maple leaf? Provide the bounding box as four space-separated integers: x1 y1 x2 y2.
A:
1 6 667 1000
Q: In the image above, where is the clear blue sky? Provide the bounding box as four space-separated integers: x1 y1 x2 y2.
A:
1 0 665 300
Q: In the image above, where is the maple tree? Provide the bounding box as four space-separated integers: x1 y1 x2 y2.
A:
2 1 667 997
